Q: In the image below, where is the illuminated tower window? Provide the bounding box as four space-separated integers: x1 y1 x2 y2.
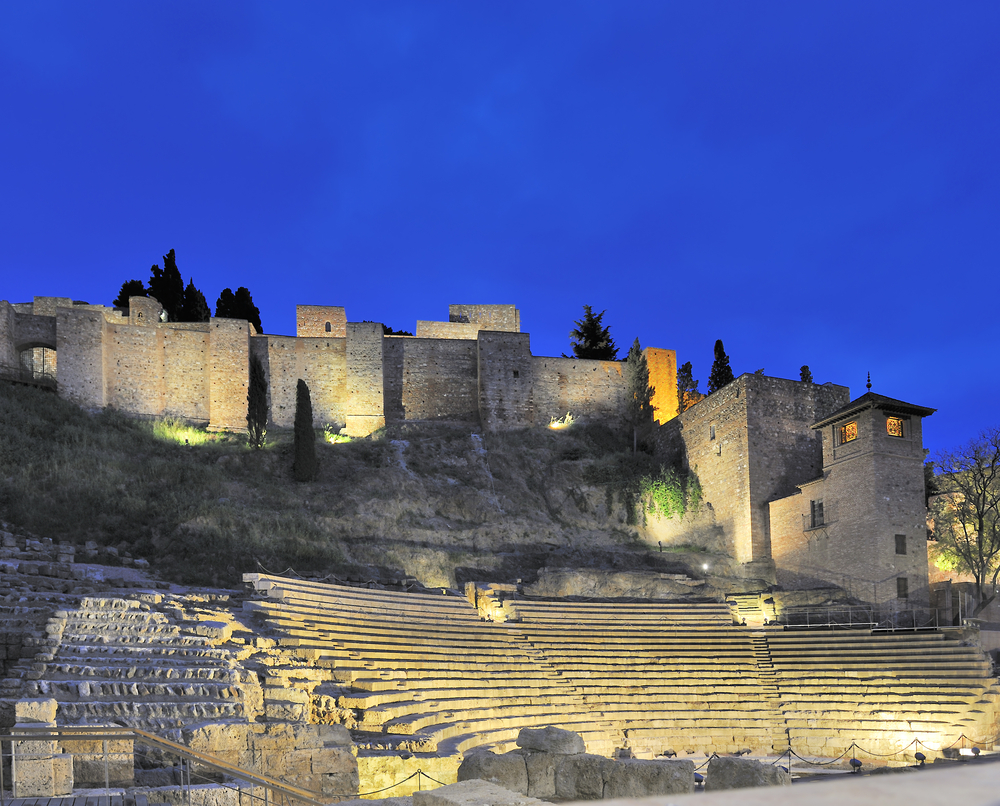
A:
839 421 858 444
887 417 904 437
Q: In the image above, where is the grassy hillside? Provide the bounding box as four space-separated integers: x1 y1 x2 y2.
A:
0 382 704 587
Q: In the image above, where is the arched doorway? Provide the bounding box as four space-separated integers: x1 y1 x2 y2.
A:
18 346 57 385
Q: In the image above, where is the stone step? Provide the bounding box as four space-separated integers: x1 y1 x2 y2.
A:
36 678 246 700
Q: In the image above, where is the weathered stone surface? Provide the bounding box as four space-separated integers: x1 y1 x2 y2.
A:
522 751 557 799
554 753 615 800
705 756 791 791
516 726 585 755
457 750 528 795
604 758 694 798
13 755 55 797
413 780 544 806
52 753 73 796
15 697 57 723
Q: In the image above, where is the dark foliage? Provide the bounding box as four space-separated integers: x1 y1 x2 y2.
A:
293 379 318 481
707 339 735 393
147 249 185 322
216 286 263 333
569 305 618 360
623 338 654 454
247 351 268 450
676 361 702 413
800 365 814 383
179 278 211 322
113 279 147 308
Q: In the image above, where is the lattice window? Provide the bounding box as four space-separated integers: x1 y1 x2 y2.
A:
839 421 858 444
887 417 904 437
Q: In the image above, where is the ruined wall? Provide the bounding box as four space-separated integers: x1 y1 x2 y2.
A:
345 322 384 436
478 331 533 430
449 304 520 332
297 305 347 338
531 357 624 425
383 337 479 422
208 318 250 431
646 347 678 424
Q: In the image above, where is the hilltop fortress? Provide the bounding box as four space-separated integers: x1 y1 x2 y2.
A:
1 295 933 605
0 297 677 435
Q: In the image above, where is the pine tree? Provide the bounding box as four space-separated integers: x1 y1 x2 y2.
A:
147 249 185 321
707 339 735 393
676 361 703 413
624 338 654 454
569 305 618 360
113 279 147 309
179 279 211 322
247 351 268 450
216 287 263 332
800 365 814 383
293 379 318 481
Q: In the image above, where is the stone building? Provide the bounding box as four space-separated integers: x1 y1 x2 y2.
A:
658 374 934 605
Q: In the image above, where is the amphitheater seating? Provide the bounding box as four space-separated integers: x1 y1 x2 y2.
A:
2 596 261 732
245 574 1000 759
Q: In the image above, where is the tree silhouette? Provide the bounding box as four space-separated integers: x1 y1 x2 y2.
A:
569 305 617 360
147 249 185 322
216 287 263 333
179 278 211 322
800 365 814 383
676 361 703 413
623 338 654 454
707 339 735 393
293 379 318 481
247 351 268 450
113 279 146 309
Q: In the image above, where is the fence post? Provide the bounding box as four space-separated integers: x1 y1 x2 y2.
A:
104 738 110 796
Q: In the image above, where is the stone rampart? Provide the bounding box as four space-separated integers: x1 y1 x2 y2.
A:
163 327 211 421
346 322 385 436
106 321 166 415
208 319 250 431
450 304 520 332
478 332 534 430
416 321 485 340
384 337 480 422
12 312 57 351
55 305 107 408
297 305 347 338
531 357 623 425
0 302 17 367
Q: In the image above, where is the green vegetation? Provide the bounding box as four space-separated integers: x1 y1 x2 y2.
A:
293 379 318 481
623 338 653 454
568 305 618 360
247 352 268 450
583 452 701 526
0 382 705 588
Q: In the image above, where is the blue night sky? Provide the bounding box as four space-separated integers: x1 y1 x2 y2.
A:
1 2 997 455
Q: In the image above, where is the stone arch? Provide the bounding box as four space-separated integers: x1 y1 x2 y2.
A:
18 344 57 382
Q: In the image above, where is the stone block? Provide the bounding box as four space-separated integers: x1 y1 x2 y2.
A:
15 698 57 723
516 726 585 755
312 746 357 776
603 759 694 798
413 780 545 806
705 756 791 791
554 753 614 800
194 620 233 642
317 722 354 747
264 701 307 721
53 753 73 795
62 730 134 785
458 751 528 795
13 754 55 797
522 751 557 799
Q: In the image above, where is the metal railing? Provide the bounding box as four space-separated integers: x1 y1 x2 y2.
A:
776 604 962 631
0 362 56 389
0 726 329 806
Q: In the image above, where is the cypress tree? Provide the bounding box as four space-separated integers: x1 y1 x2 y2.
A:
624 338 654 454
148 249 185 321
113 279 146 309
707 339 735 393
247 352 268 450
293 379 318 481
676 361 703 413
800 365 814 383
179 278 211 322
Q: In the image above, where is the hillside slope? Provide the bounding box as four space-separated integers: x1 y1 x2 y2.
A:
0 382 718 587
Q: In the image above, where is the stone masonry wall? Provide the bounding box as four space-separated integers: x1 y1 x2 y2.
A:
259 335 348 429
384 337 479 422
12 313 57 351
296 305 347 338
646 347 678 424
0 302 17 367
415 321 484 340
449 304 520 332
345 322 384 436
208 318 250 431
105 322 165 416
478 331 533 430
163 328 210 422
55 306 107 408
531 357 623 425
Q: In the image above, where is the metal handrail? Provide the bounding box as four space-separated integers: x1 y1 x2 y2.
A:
0 726 328 806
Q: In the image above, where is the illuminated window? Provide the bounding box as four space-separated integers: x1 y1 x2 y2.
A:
895 534 906 555
839 421 858 444
897 577 908 599
887 417 904 438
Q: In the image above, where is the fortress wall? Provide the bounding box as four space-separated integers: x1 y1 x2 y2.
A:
105 323 165 416
645 347 678 423
129 297 162 327
163 327 210 422
55 307 107 408
0 302 16 367
297 305 346 338
345 322 384 435
12 312 57 350
450 304 519 332
32 297 74 317
261 336 298 427
743 376 850 562
415 321 483 340
382 336 405 422
208 318 250 431
531 357 624 424
394 338 479 422
296 337 348 428
478 331 533 430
